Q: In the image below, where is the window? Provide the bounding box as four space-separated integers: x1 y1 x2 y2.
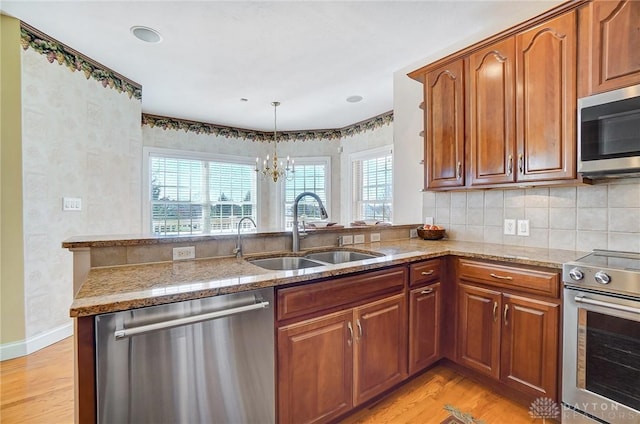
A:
283 157 330 229
147 149 257 235
351 147 392 222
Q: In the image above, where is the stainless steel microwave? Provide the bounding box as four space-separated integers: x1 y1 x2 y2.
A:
578 84 640 177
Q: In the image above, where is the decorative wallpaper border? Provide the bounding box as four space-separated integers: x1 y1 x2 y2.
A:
142 110 393 142
20 22 142 100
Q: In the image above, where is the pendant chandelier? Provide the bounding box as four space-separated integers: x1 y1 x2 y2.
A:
255 101 294 183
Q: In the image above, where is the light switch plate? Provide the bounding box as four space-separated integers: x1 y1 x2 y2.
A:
424 216 434 226
517 219 530 236
504 219 516 235
62 197 82 211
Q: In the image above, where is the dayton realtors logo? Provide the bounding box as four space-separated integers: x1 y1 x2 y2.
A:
529 397 560 423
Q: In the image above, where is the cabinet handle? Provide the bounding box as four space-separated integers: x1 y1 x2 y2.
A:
493 301 498 322
420 288 434 295
507 155 513 176
420 270 434 276
504 304 510 326
456 162 462 180
490 273 513 281
347 322 353 346
518 153 524 173
356 319 363 340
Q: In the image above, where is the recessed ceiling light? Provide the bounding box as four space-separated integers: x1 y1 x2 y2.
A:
130 26 162 43
346 95 363 103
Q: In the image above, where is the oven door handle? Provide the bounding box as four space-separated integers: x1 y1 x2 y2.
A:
574 295 640 315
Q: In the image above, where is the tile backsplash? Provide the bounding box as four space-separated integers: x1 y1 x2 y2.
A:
423 179 640 253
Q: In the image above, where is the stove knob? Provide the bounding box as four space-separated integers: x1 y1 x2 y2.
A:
569 268 584 281
594 271 611 285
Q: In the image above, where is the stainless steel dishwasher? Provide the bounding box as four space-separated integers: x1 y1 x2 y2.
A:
95 287 274 424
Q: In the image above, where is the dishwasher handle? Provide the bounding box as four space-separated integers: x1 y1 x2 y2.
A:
114 299 270 340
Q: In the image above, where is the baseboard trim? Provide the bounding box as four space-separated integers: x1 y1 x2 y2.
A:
0 322 73 361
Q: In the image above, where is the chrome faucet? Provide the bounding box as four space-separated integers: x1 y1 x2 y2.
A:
234 217 257 258
292 191 328 252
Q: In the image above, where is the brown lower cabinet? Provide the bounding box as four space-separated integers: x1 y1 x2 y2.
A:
457 260 560 402
276 258 560 424
276 268 407 424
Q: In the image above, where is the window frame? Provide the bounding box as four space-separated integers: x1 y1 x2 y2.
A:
280 156 331 230
142 147 260 235
349 146 393 223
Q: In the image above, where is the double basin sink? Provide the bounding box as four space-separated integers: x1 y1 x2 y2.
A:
248 250 383 271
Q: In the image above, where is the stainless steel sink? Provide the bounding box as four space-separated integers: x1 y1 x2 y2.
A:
304 250 381 264
248 256 324 271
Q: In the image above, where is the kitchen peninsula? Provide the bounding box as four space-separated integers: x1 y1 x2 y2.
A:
66 227 584 423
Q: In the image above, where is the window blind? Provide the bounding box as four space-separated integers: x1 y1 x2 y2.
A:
150 156 257 235
283 162 328 229
352 153 392 222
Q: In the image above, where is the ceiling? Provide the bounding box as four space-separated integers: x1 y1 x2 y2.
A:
1 1 563 132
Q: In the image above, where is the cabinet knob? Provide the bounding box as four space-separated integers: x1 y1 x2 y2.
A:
493 301 498 322
504 304 510 325
507 155 513 176
420 288 434 295
456 162 462 180
420 270 434 276
347 322 353 346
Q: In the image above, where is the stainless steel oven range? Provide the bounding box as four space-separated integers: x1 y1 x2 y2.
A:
562 250 640 423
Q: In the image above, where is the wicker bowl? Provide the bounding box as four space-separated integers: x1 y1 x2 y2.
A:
417 226 446 240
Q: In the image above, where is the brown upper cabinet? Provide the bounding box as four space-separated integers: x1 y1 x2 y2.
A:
411 5 582 190
579 0 640 96
515 11 577 182
468 37 517 186
424 60 466 189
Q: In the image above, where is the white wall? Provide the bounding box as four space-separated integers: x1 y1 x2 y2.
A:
21 47 142 339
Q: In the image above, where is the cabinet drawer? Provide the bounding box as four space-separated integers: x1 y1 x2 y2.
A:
458 259 559 297
277 267 406 322
409 259 441 287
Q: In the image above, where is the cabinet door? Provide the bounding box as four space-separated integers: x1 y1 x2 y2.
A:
500 294 560 401
588 0 640 93
353 294 407 405
409 283 441 375
457 283 501 378
516 11 577 182
425 59 465 189
469 37 516 186
277 310 353 424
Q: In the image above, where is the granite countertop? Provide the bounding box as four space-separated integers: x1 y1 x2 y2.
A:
70 239 587 318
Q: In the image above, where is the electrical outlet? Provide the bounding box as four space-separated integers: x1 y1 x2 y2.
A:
341 235 353 245
354 234 365 244
410 229 418 238
517 219 530 236
62 197 82 211
504 219 516 235
370 232 381 242
173 246 195 260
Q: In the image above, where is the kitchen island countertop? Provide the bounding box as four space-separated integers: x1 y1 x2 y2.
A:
70 239 586 317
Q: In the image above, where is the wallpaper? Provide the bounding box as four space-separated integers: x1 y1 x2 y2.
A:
21 47 142 337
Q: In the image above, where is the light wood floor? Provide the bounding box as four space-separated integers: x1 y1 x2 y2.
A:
1 337 74 423
0 337 535 423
